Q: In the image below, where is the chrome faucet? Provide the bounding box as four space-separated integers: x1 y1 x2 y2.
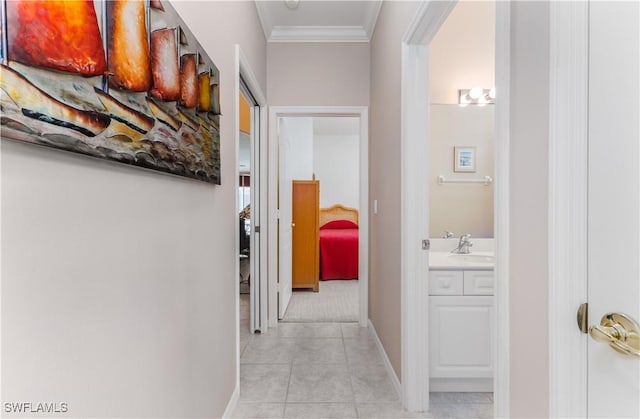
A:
452 234 473 254
443 230 454 239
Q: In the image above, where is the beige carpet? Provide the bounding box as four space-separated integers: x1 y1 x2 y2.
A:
281 280 359 323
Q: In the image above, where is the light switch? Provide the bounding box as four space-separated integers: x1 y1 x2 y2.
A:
373 199 378 214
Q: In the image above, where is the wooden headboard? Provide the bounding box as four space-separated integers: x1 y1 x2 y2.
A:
319 204 359 227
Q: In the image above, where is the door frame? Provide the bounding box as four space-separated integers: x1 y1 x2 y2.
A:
548 2 589 417
267 106 369 328
400 1 511 414
233 45 267 399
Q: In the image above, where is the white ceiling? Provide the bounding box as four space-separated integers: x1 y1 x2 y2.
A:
255 1 383 43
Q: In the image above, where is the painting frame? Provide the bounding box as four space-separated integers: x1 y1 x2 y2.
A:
454 146 476 173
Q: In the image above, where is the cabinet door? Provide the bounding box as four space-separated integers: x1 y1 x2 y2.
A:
429 296 494 378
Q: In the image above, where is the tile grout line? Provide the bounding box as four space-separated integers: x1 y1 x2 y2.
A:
342 324 360 419
282 336 297 418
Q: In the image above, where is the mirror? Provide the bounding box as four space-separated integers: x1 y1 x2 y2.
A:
429 105 494 238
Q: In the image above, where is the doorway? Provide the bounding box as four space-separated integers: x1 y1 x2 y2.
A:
400 0 509 416
268 107 369 328
234 47 267 407
278 116 361 323
238 88 254 335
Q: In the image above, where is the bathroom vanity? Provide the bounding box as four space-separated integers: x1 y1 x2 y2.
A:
428 241 495 392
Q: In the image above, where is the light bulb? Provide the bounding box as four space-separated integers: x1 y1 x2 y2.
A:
468 86 483 99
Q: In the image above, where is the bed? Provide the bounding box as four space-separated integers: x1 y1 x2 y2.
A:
319 204 359 280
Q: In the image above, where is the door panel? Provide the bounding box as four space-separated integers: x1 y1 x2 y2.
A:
248 101 261 332
278 118 293 319
588 1 640 416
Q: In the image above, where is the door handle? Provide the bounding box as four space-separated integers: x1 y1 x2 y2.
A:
589 312 640 358
291 223 295 228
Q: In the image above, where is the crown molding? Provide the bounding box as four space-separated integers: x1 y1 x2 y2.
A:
255 1 382 43
269 25 370 43
254 1 272 41
363 1 383 39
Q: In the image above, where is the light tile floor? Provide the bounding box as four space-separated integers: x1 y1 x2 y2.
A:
236 295 493 419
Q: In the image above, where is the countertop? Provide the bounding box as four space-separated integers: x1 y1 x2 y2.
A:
429 251 495 271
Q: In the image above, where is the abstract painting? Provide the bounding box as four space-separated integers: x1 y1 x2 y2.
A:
0 0 222 184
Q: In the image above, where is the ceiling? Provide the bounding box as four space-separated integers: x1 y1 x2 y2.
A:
255 1 383 43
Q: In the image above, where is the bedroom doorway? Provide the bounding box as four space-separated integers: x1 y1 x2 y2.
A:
281 117 361 323
267 107 369 328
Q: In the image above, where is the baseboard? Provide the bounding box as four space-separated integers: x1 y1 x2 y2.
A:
368 319 402 399
429 378 493 392
221 385 239 419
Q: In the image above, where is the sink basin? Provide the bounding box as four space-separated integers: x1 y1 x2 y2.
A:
448 254 495 263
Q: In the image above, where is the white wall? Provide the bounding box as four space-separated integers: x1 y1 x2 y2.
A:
429 105 494 238
281 118 314 181
429 1 495 104
279 117 359 210
313 133 359 209
1 2 266 417
279 117 314 229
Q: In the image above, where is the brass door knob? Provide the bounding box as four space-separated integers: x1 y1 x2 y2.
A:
589 312 640 358
291 223 295 228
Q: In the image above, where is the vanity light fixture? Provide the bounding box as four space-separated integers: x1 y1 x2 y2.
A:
458 86 495 106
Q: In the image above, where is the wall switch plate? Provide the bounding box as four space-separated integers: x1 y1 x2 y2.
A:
373 199 378 214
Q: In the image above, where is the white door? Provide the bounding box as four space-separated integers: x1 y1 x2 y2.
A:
587 1 640 417
278 117 294 319
248 100 262 332
277 117 314 318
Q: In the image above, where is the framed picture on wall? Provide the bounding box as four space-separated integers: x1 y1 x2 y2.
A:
454 146 476 172
0 0 222 185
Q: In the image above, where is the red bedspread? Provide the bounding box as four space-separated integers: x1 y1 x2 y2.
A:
319 220 359 280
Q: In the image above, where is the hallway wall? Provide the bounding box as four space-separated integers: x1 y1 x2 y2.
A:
267 43 370 106
509 1 550 417
0 2 266 417
369 0 420 381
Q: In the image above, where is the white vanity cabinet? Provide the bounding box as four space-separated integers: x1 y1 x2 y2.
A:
429 269 494 392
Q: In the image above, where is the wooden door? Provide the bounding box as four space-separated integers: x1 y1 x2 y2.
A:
292 180 319 291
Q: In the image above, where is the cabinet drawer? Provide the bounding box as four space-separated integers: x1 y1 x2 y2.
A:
463 271 495 295
429 271 463 295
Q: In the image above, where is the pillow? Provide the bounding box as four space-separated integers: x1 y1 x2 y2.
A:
320 219 358 230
